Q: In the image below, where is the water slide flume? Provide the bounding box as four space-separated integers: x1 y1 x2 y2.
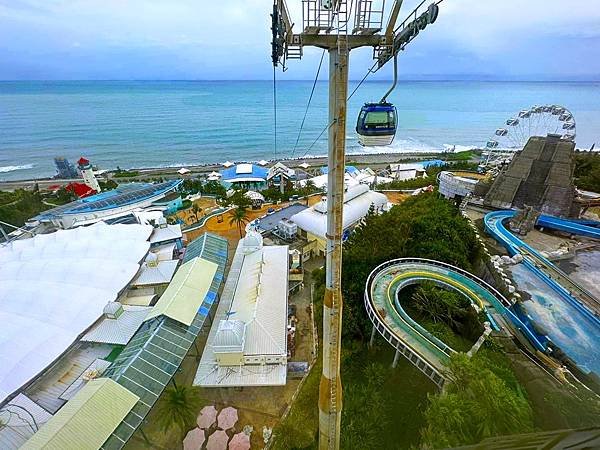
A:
484 210 600 323
364 258 545 388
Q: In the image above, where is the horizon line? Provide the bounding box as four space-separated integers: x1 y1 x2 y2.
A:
1 78 599 83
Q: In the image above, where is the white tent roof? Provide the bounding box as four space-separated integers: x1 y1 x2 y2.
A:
222 161 234 168
0 223 153 405
298 172 359 190
177 168 191 175
257 160 268 166
299 162 310 169
245 191 265 202
291 186 388 239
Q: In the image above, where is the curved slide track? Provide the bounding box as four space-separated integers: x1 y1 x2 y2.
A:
364 258 546 388
484 210 600 322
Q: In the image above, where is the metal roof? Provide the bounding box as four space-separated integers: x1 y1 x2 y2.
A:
144 257 218 326
35 180 182 218
254 203 308 233
220 164 268 183
149 224 182 244
81 306 151 345
194 238 288 387
21 378 138 450
98 233 228 450
130 260 179 286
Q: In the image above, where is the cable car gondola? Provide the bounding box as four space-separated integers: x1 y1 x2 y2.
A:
356 102 397 146
356 52 398 147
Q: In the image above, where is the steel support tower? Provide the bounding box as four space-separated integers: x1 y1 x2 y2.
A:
271 2 441 448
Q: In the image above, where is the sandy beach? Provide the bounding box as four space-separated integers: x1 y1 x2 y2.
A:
0 149 473 191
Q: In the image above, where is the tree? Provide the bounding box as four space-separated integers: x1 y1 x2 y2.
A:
191 203 202 221
155 384 203 440
340 362 390 450
228 189 251 208
341 193 482 340
229 206 249 238
420 353 534 449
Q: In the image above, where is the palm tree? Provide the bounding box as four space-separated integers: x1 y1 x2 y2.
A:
229 206 249 238
155 384 203 440
191 203 202 222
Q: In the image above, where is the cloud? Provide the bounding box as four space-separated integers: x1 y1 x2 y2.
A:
0 0 598 80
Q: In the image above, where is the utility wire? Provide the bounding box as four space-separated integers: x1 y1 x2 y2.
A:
291 49 326 158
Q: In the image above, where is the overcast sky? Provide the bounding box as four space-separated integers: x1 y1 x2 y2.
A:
0 0 599 81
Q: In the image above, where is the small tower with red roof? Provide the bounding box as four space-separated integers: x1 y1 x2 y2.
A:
77 156 101 193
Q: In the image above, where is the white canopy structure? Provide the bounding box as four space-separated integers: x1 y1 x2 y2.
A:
0 223 153 405
177 168 191 175
257 160 269 166
291 185 387 240
299 162 310 169
222 161 234 168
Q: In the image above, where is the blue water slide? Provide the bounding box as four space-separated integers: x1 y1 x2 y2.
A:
484 210 600 328
537 215 600 239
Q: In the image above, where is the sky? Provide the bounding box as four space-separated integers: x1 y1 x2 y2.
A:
0 0 599 81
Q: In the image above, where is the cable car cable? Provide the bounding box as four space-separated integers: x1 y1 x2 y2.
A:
273 64 278 158
347 61 377 101
301 120 336 158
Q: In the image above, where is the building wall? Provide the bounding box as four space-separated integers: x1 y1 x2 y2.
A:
216 352 244 366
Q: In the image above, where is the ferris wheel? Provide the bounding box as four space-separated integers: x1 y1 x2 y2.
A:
480 104 576 170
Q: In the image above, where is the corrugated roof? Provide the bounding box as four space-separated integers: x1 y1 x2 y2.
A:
145 257 218 326
149 224 182 244
81 306 151 345
0 393 52 450
131 260 179 286
21 378 138 450
194 238 288 387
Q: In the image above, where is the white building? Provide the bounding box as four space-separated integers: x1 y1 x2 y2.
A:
194 231 289 387
388 163 427 181
0 223 153 407
30 180 183 230
291 184 388 254
77 157 101 193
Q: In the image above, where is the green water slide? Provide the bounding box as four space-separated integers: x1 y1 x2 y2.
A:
364 258 513 387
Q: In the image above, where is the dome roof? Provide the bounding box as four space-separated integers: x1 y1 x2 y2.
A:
145 252 158 263
213 319 246 353
103 301 123 318
242 230 263 254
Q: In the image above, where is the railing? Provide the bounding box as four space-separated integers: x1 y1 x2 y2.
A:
364 257 548 377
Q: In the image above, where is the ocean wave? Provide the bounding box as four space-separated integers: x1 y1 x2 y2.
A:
0 163 34 173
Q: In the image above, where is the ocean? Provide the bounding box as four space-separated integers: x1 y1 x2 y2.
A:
1 80 599 181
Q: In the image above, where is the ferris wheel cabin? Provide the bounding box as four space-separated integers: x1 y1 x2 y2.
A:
356 102 397 147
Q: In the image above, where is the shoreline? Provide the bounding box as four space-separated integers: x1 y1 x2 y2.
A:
0 149 477 190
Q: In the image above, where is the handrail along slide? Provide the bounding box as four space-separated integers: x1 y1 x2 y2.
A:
364 258 546 388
